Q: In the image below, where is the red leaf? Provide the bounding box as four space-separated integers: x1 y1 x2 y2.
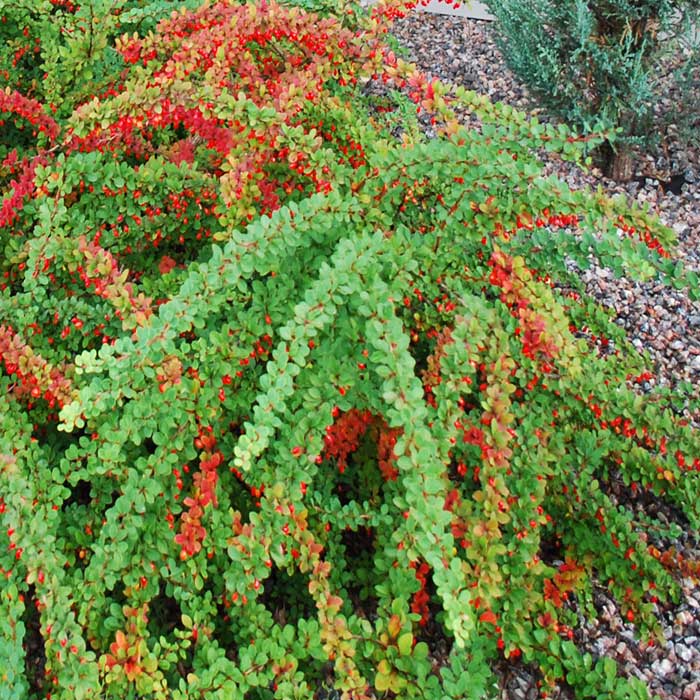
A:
479 610 498 625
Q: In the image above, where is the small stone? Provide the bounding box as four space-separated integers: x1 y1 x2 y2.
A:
594 637 615 656
682 681 699 700
651 658 674 677
676 644 693 663
677 611 694 627
511 679 527 700
688 315 700 328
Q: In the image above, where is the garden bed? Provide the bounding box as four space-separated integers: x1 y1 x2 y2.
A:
1 2 699 699
392 12 700 699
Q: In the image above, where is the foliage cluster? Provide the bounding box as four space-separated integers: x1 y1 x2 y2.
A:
479 0 700 179
1 0 699 698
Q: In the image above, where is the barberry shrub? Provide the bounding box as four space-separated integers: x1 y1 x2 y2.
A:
1 0 699 698
480 0 700 180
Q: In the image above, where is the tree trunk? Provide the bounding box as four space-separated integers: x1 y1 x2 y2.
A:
599 141 635 182
608 144 635 182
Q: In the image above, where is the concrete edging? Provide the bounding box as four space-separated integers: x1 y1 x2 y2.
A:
418 0 493 20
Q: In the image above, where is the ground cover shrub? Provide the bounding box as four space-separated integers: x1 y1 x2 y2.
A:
0 0 205 114
478 0 700 180
1 0 699 697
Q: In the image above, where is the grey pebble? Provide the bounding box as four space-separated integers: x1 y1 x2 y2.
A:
676 643 694 663
652 658 675 677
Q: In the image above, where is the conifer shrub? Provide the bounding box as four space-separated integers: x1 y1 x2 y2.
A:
480 0 700 180
1 0 699 698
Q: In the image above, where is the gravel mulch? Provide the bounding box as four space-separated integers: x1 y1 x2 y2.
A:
390 12 700 700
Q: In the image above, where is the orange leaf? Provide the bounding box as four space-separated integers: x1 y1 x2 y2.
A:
479 610 497 625
114 630 128 651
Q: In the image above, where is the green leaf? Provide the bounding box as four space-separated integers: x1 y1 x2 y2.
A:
397 632 413 657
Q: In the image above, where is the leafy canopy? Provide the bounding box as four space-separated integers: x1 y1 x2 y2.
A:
0 1 698 698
